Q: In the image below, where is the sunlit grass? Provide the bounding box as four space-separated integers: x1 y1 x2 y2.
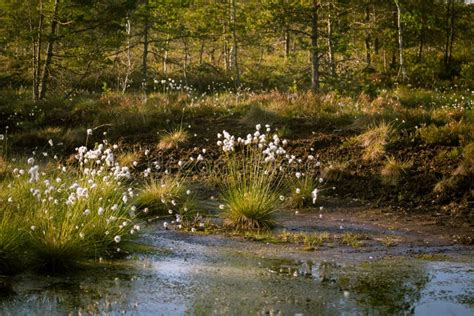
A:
285 174 318 208
219 129 284 230
117 150 142 167
158 128 189 150
134 176 198 217
380 156 413 186
0 143 139 273
355 121 393 161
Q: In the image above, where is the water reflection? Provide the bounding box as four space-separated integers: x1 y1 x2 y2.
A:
340 259 429 314
0 255 472 315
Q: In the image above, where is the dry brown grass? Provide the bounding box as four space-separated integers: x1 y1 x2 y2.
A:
117 150 141 167
355 122 393 161
0 156 7 178
158 128 189 150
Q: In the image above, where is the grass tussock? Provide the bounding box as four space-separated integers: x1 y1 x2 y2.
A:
380 157 413 186
285 174 318 208
355 122 393 161
219 128 285 230
134 176 197 217
418 121 472 146
158 128 189 150
222 184 280 230
0 142 139 273
117 150 142 167
433 142 474 199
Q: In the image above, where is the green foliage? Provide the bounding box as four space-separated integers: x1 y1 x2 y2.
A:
285 173 318 209
341 232 368 249
1 0 473 96
380 156 413 186
135 176 197 217
219 133 284 230
418 122 472 146
0 144 140 273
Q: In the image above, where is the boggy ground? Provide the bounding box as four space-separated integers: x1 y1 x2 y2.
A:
174 196 473 261
136 114 473 235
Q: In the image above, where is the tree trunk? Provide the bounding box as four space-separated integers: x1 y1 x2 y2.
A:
230 0 240 87
199 40 205 65
183 39 188 84
310 0 320 93
383 49 387 72
327 12 335 76
284 27 290 60
32 0 44 101
394 0 406 81
447 0 455 69
390 50 396 69
163 36 169 76
417 30 424 63
142 0 149 94
222 24 230 72
122 15 132 94
39 0 59 100
365 2 371 67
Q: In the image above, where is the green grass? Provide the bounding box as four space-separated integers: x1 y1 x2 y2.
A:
285 174 319 208
134 176 198 217
340 232 368 248
221 179 281 230
418 121 472 146
219 132 284 230
0 144 140 273
0 212 26 275
380 156 413 186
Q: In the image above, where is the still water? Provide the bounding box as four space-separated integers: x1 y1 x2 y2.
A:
1 227 473 315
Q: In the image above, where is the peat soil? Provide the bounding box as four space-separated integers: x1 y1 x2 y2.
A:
136 116 473 235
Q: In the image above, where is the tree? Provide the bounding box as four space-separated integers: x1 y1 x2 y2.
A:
394 0 407 81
